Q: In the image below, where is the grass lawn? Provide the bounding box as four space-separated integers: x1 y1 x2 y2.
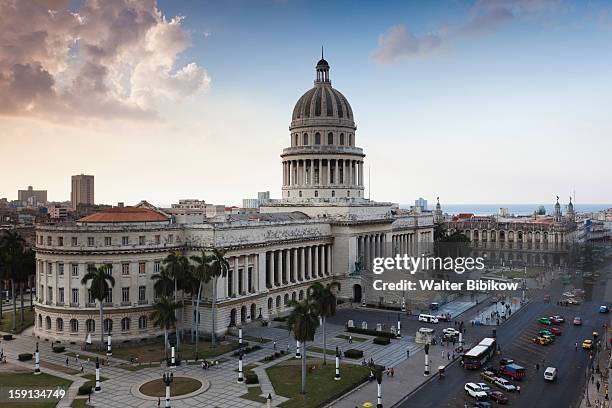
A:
0 372 72 408
70 399 90 408
116 362 161 371
80 374 108 390
40 361 80 375
139 377 202 397
240 386 268 404
267 358 371 408
335 334 368 343
234 363 258 372
0 309 34 334
307 346 336 356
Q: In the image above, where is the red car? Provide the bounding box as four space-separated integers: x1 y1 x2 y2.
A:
489 390 509 404
550 327 562 335
549 316 563 325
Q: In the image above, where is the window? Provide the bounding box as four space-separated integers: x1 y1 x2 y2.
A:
104 237 111 246
39 235 43 245
154 235 161 244
153 261 160 273
104 288 112 303
87 289 94 304
87 237 94 246
267 298 273 309
139 262 146 274
314 190 318 197
104 319 113 333
168 234 173 244
72 288 79 304
58 287 65 303
47 236 52 245
71 264 79 277
58 263 64 276
139 236 145 245
332 190 336 197
138 315 147 329
122 263 130 275
299 191 302 197
122 287 130 303
121 317 130 331
349 133 353 146
48 286 53 302
71 237 78 246
303 133 309 145
340 133 345 145
122 236 129 245
294 133 298 146
70 319 79 333
58 236 63 246
45 316 51 330
86 319 95 332
328 132 333 145
105 265 113 275
47 262 53 274
315 132 321 145
56 317 63 331
347 190 351 197
138 286 146 302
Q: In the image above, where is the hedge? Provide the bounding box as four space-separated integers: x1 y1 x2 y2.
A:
166 358 182 366
2 334 13 341
232 344 260 356
78 384 93 395
373 337 391 346
347 327 396 339
343 349 364 359
273 316 288 322
52 346 66 353
18 353 33 361
245 372 259 384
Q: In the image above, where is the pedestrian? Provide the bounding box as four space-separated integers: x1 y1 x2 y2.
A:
391 367 395 377
80 364 84 373
442 351 445 359
576 342 578 350
65 356 69 366
273 341 276 350
447 351 450 360
517 385 520 393
406 349 410 358
536 363 540 371
349 335 353 344
597 380 601 392
157 397 160 407
76 353 79 362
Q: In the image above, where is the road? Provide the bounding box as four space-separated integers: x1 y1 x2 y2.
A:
397 268 611 408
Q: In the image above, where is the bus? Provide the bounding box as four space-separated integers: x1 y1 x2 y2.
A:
462 337 497 369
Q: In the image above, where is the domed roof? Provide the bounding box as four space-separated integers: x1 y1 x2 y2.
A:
316 58 329 67
291 85 354 122
79 206 169 223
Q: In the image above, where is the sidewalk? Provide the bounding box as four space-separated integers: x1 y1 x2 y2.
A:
578 350 609 408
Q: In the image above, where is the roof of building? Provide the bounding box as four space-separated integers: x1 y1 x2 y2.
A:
226 212 310 223
78 206 170 223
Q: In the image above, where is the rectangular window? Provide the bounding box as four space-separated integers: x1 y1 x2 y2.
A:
104 237 111 246
122 236 129 245
122 263 130 275
104 288 112 303
105 265 113 275
71 264 79 276
47 236 52 246
48 286 53 302
138 286 146 302
39 235 43 245
47 262 53 274
168 234 173 244
58 236 63 247
71 237 78 246
88 289 94 304
122 287 130 303
153 261 160 273
72 288 79 304
139 236 145 245
139 262 146 274
58 287 64 303
154 235 161 244
87 237 94 247
58 263 64 276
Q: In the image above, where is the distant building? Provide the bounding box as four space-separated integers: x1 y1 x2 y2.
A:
242 199 260 209
71 174 94 210
414 197 428 211
498 208 510 217
242 191 273 209
48 206 68 220
18 186 47 206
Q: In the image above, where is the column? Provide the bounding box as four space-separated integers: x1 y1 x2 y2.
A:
271 251 277 287
313 245 319 278
302 160 306 186
233 257 239 296
288 161 293 186
334 159 339 186
320 244 326 276
307 247 312 280
327 244 332 276
300 247 305 281
283 249 289 284
326 159 331 186
318 159 322 185
292 248 298 282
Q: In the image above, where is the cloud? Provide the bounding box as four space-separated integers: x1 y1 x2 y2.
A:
0 0 210 121
372 0 561 64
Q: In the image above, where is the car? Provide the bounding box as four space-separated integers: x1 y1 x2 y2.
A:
544 294 551 302
465 383 488 400
538 317 551 325
574 317 582 325
550 327 562 336
494 377 516 392
480 370 497 383
541 333 555 343
442 327 460 336
568 298 582 305
600 306 609 313
539 329 554 337
436 314 452 322
499 358 515 366
544 367 558 381
551 315 565 323
488 390 509 404
582 339 593 350
473 402 493 408
533 336 550 345
477 382 492 392
548 316 563 325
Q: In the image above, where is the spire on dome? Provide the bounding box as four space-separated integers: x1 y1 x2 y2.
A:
316 49 330 83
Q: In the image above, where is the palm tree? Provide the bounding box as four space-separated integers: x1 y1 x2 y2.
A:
189 250 213 356
151 266 174 298
309 281 340 365
151 295 178 358
287 298 320 394
208 248 229 347
17 248 35 324
81 264 115 350
163 251 188 351
0 231 25 331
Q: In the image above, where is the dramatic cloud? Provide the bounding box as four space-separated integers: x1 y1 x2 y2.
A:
0 0 210 121
372 0 561 64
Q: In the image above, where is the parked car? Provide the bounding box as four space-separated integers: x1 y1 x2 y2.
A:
437 314 452 322
551 315 565 323
477 382 492 392
599 306 609 314
538 317 551 325
544 367 558 381
480 371 497 383
550 327 562 336
573 317 582 326
473 402 493 408
499 358 515 366
539 329 554 337
582 339 593 350
442 328 460 337
494 377 516 392
488 390 509 404
532 336 550 345
465 383 488 400
498 363 526 380
548 316 563 325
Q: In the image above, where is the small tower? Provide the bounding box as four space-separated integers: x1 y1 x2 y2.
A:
553 196 562 222
566 196 575 222
433 197 443 223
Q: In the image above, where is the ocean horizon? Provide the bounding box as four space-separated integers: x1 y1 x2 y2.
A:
400 203 612 216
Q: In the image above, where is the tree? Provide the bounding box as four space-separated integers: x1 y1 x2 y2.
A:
162 251 190 352
536 205 546 215
17 248 35 323
81 264 115 350
189 250 214 356
151 266 174 298
287 298 320 394
151 295 178 358
0 231 25 331
308 281 339 365
208 248 229 347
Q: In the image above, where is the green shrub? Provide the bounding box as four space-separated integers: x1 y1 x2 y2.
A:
347 327 396 339
373 337 390 345
52 346 65 353
343 349 364 359
18 353 33 361
2 334 13 340
245 372 259 384
78 384 93 395
273 316 287 322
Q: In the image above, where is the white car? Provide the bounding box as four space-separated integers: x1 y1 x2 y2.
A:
442 328 460 336
494 377 516 392
476 382 491 392
464 383 488 399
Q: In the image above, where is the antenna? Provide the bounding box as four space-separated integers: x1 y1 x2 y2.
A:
321 45 324 59
368 165 371 200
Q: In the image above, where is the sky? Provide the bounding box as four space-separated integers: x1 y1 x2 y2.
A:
1 0 612 207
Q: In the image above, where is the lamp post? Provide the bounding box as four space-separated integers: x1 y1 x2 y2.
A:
163 372 174 408
106 329 112 357
237 351 244 383
295 340 301 359
94 357 101 393
424 343 430 376
170 345 176 368
266 393 272 408
396 313 401 338
239 327 243 347
34 342 40 375
334 346 341 380
376 369 383 408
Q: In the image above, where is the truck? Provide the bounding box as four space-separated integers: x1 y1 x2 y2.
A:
497 363 526 380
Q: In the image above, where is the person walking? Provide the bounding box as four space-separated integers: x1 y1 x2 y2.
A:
447 351 451 360
65 356 69 366
597 380 601 392
349 335 353 344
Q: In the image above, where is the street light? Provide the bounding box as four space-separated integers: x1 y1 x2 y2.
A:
237 351 244 383
334 346 341 381
396 313 401 339
94 357 101 393
106 329 112 357
424 343 430 376
375 369 383 408
34 342 40 375
163 371 174 408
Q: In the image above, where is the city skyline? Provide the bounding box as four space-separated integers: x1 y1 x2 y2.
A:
2 0 612 205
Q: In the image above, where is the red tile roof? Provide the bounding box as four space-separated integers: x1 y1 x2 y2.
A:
79 206 169 223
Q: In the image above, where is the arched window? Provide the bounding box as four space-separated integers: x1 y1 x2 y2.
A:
86 319 95 333
38 314 42 328
104 318 113 333
121 317 130 331
294 133 298 146
291 292 296 301
314 191 318 197
138 316 147 329
284 294 289 305
299 191 302 197
315 132 321 145
45 316 51 330
328 132 333 145
299 290 304 300
56 317 63 331
268 298 273 309
347 191 351 197
287 191 290 197
331 190 335 197
70 319 78 333
303 133 309 145
275 295 281 308
349 133 353 146
339 133 345 145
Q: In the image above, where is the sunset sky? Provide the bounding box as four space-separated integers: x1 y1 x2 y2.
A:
1 0 612 207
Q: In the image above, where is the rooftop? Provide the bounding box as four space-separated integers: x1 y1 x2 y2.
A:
78 206 170 223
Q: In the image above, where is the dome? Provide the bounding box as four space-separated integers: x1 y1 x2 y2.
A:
316 58 329 67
